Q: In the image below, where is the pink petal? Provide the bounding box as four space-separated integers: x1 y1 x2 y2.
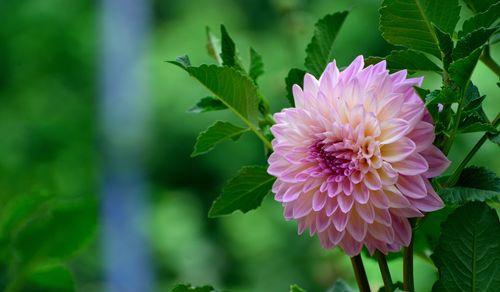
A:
421 145 450 178
374 207 392 226
407 121 435 152
346 212 367 241
371 190 390 209
312 191 327 211
381 137 416 163
391 215 412 246
391 152 429 175
338 194 354 212
379 118 410 144
328 227 345 245
355 202 375 223
353 183 370 204
333 209 349 231
384 186 411 208
377 93 405 120
396 175 427 199
410 179 444 212
368 222 395 243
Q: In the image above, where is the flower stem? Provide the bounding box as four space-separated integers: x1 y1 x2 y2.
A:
350 255 371 292
446 113 500 187
376 252 393 292
480 46 500 77
403 240 414 292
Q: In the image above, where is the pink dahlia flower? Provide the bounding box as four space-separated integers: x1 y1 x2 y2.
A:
268 56 450 256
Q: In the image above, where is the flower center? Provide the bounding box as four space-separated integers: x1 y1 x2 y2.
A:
310 141 357 180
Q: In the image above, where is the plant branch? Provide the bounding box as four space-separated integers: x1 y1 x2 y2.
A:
376 252 393 292
446 113 500 186
351 255 371 292
480 46 500 77
403 237 414 292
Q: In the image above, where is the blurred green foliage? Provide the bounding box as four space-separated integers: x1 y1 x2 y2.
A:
0 0 498 291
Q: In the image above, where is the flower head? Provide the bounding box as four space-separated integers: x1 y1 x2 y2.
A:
268 56 450 256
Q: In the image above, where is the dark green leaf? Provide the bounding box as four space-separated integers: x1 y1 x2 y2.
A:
453 27 498 60
208 165 274 217
448 48 482 90
462 0 497 13
290 284 306 292
378 281 404 292
433 25 454 69
463 83 484 111
379 0 461 57
431 202 500 291
168 62 261 122
327 280 353 292
439 166 500 204
220 25 244 71
488 131 500 145
188 97 227 113
205 27 222 64
459 122 497 133
460 2 500 37
172 284 217 292
305 11 348 77
249 48 264 82
369 50 441 73
364 56 385 66
426 87 459 105
285 68 306 106
13 198 97 263
414 86 430 103
192 121 248 157
20 263 75 292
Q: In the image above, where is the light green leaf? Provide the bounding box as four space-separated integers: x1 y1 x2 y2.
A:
460 2 500 37
188 97 227 113
305 11 348 77
208 166 274 217
169 62 261 122
191 121 248 157
19 263 75 292
249 48 264 82
448 48 482 90
439 166 500 204
453 27 498 60
431 202 500 291
368 49 441 73
220 25 244 71
462 0 497 13
379 0 461 57
327 280 353 292
285 68 306 106
172 284 217 292
290 284 307 292
205 27 222 64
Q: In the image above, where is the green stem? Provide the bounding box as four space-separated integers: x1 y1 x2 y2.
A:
376 252 393 292
350 255 371 292
442 79 470 155
446 113 500 186
403 240 414 292
480 47 500 77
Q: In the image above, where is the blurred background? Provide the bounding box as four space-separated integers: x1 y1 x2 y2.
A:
0 0 498 291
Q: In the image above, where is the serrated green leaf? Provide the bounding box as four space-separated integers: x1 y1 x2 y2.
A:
327 280 353 292
192 121 248 157
188 97 227 113
433 25 454 69
448 48 482 90
379 0 461 58
290 284 307 292
462 0 497 13
249 47 264 82
172 284 217 292
463 83 484 111
205 27 222 64
305 11 348 77
439 166 500 204
209 166 274 217
453 27 498 60
460 2 500 37
13 198 97 263
459 122 497 133
220 25 244 71
431 202 500 291
168 62 261 122
19 263 75 292
285 68 306 106
369 49 442 73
